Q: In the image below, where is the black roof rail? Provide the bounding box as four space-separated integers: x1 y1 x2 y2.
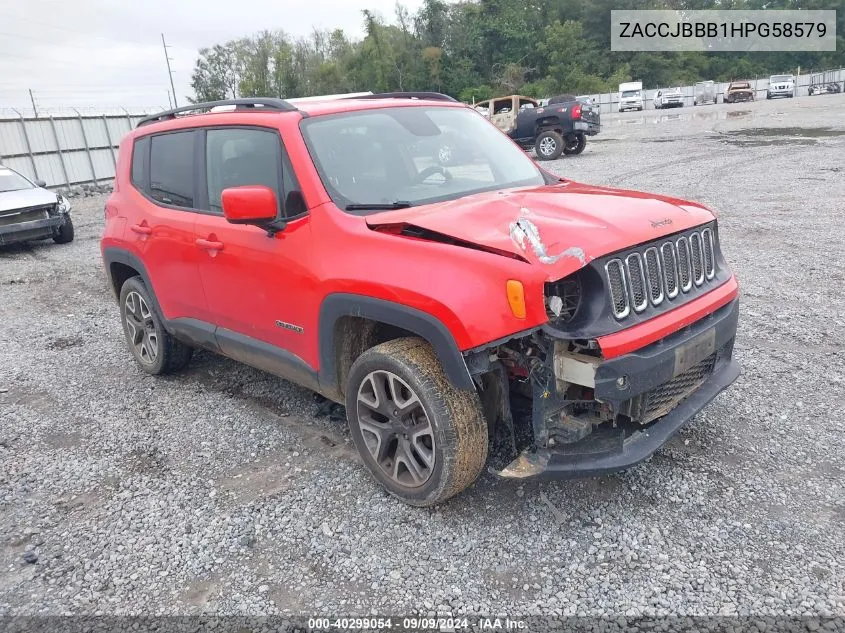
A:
344 92 458 103
136 98 297 128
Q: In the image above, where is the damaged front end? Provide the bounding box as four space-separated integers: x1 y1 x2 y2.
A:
467 222 741 479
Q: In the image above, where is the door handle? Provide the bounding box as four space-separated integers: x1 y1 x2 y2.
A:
196 238 224 251
130 224 152 235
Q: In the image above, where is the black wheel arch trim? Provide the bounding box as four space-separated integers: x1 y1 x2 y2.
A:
102 247 171 330
318 293 474 393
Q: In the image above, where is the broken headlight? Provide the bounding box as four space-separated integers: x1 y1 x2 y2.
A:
56 194 71 214
545 274 581 324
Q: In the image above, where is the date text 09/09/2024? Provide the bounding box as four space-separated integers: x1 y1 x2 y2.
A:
308 616 527 630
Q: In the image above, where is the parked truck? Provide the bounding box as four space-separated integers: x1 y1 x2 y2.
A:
767 74 795 99
474 94 601 160
653 87 684 109
618 81 644 112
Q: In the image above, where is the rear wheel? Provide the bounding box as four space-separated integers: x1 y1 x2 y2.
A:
346 338 488 506
563 132 586 155
534 130 564 161
119 276 192 375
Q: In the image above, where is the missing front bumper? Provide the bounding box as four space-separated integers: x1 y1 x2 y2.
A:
493 357 740 479
492 298 740 480
0 215 65 245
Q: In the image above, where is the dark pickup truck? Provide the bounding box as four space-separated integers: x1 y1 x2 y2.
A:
475 94 601 160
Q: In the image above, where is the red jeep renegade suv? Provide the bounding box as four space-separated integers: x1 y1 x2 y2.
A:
101 94 739 506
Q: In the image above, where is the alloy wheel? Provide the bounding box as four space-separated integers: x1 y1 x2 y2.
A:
124 291 159 365
356 370 436 488
539 136 557 157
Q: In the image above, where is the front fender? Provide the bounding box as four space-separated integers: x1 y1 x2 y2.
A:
318 293 475 394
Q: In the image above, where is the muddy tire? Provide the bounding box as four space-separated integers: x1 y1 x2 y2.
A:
53 216 74 244
563 132 586 155
119 276 192 375
345 337 488 506
534 130 564 161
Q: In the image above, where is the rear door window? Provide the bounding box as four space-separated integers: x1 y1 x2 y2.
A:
149 131 196 208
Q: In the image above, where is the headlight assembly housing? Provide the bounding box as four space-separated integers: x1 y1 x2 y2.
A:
57 194 71 214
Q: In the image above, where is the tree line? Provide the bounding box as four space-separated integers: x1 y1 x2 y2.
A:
190 0 845 104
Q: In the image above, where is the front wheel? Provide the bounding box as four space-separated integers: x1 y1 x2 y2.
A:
563 132 586 155
346 338 488 506
534 130 564 161
53 216 74 244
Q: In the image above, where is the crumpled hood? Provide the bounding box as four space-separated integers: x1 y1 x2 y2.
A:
0 187 57 214
366 181 715 279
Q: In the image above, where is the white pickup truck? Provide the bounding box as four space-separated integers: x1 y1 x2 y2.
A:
654 87 684 109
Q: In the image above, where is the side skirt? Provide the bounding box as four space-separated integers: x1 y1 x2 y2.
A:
169 318 321 394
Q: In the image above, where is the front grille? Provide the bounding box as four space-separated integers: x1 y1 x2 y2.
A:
690 232 704 285
702 228 715 280
641 353 716 423
619 351 718 425
644 247 663 305
626 253 647 312
661 242 678 298
606 259 629 319
0 205 52 227
677 237 692 291
606 226 718 319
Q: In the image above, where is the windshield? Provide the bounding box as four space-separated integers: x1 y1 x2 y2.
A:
771 75 792 82
731 83 750 89
621 90 640 98
300 106 546 212
0 168 34 193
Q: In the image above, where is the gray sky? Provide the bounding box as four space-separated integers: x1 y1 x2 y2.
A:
0 0 424 115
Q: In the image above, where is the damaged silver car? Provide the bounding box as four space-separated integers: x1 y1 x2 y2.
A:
0 165 73 247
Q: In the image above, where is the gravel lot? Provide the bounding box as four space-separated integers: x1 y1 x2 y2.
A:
1 95 844 620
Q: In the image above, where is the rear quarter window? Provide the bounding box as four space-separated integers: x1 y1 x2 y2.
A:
130 136 149 189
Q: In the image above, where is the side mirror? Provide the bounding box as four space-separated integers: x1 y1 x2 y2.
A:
34 179 47 188
221 185 279 225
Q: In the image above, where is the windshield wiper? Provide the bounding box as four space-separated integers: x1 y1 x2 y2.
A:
345 201 413 211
